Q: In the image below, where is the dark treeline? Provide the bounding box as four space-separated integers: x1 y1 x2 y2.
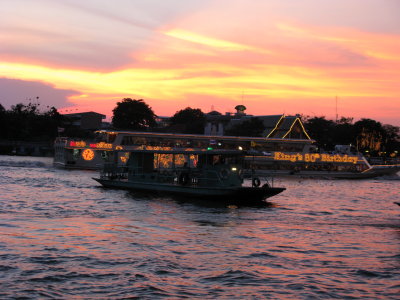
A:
0 102 63 141
0 102 99 142
1 99 399 158
303 116 400 156
111 99 207 134
110 99 399 157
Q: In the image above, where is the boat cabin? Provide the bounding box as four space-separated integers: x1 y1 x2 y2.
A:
102 149 246 188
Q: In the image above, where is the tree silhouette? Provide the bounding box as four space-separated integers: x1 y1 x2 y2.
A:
225 117 265 137
169 107 205 134
354 119 386 154
333 117 355 146
304 117 335 150
382 124 400 154
0 102 63 140
112 98 156 130
0 104 6 139
303 116 399 156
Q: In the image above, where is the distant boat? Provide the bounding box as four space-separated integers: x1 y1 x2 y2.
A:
245 152 400 179
93 148 285 204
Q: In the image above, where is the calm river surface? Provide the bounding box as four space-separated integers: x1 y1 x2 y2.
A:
1 155 399 299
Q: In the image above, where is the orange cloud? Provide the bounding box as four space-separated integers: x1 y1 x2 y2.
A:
164 28 272 54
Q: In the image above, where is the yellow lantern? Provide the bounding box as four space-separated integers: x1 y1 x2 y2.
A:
82 149 95 161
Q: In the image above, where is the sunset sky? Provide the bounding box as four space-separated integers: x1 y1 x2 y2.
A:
1 0 399 125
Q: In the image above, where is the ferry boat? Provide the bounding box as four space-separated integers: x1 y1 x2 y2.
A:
93 148 286 204
54 137 112 169
53 130 314 170
54 130 399 178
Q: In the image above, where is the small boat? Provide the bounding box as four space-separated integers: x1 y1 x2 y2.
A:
93 148 285 204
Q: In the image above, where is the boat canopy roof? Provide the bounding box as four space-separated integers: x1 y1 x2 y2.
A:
117 149 245 156
94 130 315 144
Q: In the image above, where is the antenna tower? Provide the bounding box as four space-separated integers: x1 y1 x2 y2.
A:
335 96 338 122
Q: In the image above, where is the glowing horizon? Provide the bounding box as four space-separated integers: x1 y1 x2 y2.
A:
0 0 399 125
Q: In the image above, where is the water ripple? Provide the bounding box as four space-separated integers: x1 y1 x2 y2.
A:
0 155 399 298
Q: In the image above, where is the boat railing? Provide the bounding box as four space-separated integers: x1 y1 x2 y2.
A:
368 157 400 165
253 175 273 187
101 163 128 180
104 164 231 187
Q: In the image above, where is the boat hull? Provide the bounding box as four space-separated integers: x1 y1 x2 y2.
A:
53 161 101 170
248 166 400 179
93 178 285 204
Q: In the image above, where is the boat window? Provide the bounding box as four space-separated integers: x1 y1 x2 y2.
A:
213 155 222 165
154 153 173 169
224 155 242 164
153 153 199 169
94 132 107 142
121 136 147 146
121 136 132 145
107 133 117 143
174 154 186 167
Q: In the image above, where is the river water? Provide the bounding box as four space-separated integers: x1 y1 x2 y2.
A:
0 155 399 299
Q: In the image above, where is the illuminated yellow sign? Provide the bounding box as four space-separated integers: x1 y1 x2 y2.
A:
144 146 172 151
82 149 95 161
89 142 113 149
273 152 359 164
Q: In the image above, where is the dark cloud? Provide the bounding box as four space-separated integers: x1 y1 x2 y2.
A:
0 78 79 109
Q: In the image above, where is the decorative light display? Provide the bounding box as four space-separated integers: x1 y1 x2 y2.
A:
89 142 112 149
70 141 112 149
267 116 311 140
120 152 130 163
153 148 198 169
266 115 284 138
282 118 312 140
70 141 86 147
145 146 172 151
82 149 95 161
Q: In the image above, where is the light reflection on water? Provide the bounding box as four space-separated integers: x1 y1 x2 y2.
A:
0 155 399 299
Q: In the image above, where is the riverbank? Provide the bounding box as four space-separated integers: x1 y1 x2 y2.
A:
0 140 53 156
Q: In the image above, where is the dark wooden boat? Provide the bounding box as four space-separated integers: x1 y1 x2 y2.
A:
93 149 285 204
